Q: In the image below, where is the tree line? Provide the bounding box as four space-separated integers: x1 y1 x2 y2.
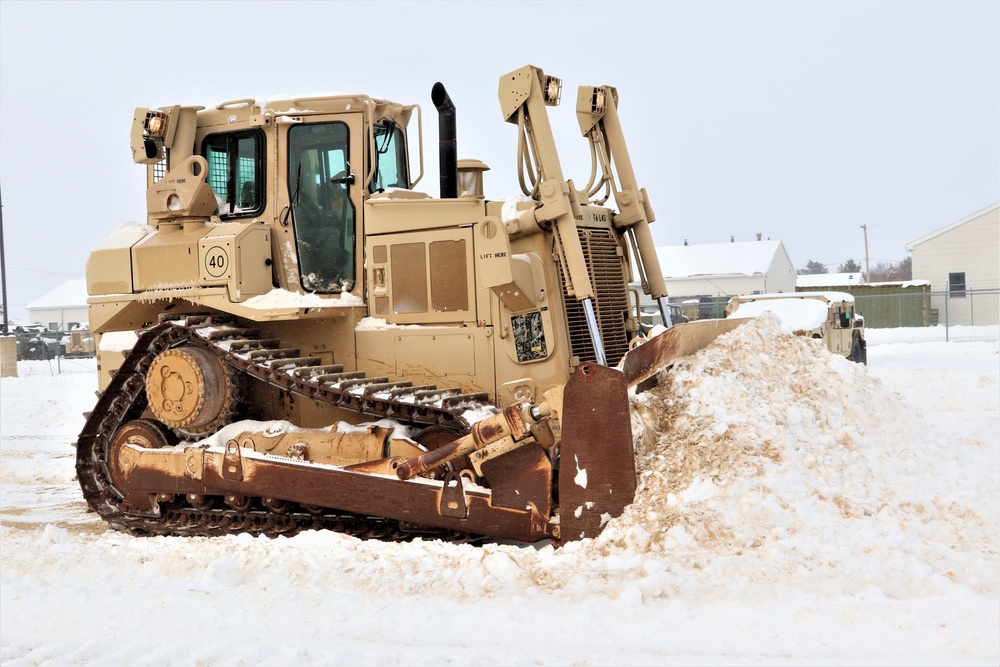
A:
798 257 912 282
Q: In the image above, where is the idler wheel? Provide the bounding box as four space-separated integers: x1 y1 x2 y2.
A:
146 346 234 435
108 419 175 490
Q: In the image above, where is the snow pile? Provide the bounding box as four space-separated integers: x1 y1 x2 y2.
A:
603 312 997 603
727 297 829 332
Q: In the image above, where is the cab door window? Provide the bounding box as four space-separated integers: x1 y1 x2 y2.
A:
288 122 356 292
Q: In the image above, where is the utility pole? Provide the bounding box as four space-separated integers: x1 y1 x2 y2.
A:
860 224 870 282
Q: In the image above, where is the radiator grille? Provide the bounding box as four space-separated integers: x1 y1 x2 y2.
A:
559 228 631 366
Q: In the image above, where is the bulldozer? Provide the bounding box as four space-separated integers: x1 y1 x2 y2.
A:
77 65 742 543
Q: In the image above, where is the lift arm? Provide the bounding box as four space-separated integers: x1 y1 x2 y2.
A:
498 65 608 363
576 85 674 327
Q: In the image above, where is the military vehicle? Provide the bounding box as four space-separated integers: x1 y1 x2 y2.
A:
726 291 867 364
63 326 96 358
77 65 743 543
12 324 61 360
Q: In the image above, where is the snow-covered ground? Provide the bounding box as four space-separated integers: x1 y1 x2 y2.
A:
2 317 997 666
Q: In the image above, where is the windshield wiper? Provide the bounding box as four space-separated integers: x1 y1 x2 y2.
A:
292 162 303 205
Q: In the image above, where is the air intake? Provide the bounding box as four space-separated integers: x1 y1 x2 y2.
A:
558 228 631 366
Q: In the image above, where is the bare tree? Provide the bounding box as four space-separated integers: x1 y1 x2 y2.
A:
866 257 913 282
899 256 912 280
867 261 896 282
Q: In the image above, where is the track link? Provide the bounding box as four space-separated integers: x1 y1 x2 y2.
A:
76 314 495 540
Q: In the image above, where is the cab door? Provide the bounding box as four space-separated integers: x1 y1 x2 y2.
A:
287 120 359 293
273 113 365 297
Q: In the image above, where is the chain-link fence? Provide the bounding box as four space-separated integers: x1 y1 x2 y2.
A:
860 288 999 345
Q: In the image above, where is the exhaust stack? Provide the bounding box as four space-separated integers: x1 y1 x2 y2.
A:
431 82 457 199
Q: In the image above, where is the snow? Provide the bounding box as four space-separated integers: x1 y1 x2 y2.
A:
573 455 588 489
24 278 89 310
2 316 998 665
241 287 364 309
500 195 535 223
97 330 138 352
868 279 932 288
95 220 153 250
728 299 830 332
745 290 855 303
655 240 784 278
797 272 865 288
355 317 433 331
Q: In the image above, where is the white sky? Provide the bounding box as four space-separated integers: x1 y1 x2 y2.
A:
0 0 997 320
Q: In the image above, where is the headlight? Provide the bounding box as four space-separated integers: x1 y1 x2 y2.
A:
543 75 562 106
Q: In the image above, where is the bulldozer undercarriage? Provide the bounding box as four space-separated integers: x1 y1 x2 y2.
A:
76 314 635 544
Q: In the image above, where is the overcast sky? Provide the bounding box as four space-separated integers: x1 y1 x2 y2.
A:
1 0 997 320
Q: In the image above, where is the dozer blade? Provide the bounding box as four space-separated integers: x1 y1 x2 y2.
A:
621 318 752 390
558 363 635 541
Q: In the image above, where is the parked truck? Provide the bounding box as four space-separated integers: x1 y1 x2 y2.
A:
726 291 867 364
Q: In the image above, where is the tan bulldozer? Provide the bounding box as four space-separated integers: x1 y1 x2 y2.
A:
77 65 742 543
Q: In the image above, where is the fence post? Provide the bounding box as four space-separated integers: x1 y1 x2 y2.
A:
944 288 950 342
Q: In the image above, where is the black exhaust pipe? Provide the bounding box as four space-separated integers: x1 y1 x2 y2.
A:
431 82 457 199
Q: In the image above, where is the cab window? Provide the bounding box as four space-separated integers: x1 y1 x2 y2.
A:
202 130 264 218
288 122 356 293
370 120 408 193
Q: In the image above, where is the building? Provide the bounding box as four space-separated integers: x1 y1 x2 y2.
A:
905 203 999 326
25 278 89 330
654 239 796 296
632 240 796 319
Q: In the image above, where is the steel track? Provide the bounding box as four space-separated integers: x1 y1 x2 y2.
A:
75 315 490 541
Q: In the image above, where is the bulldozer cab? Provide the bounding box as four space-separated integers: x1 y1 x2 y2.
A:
120 97 418 304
